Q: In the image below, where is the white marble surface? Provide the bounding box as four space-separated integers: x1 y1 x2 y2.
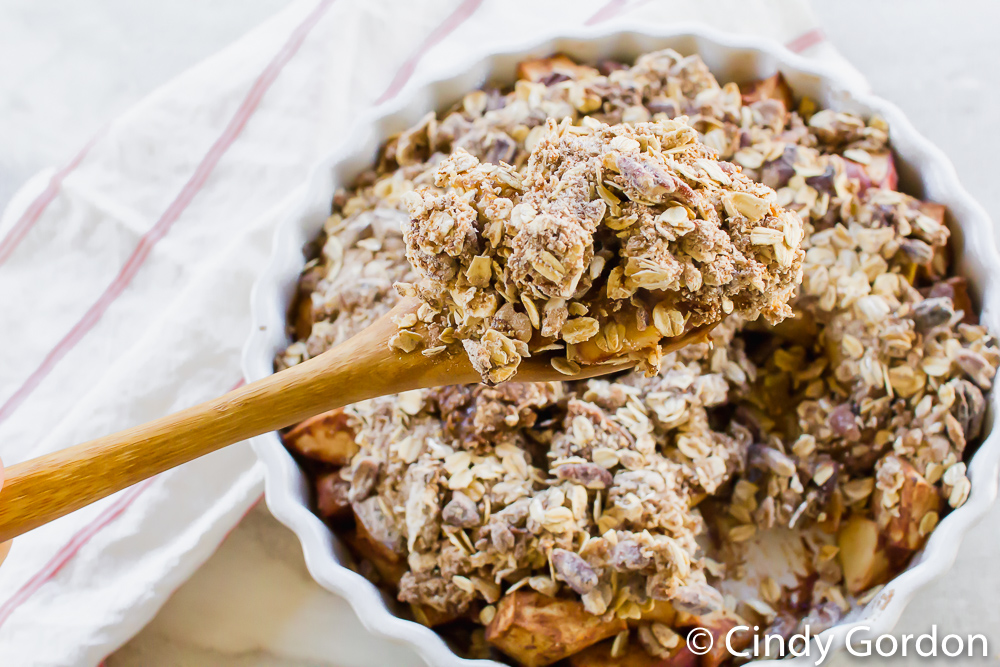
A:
3 1 999 665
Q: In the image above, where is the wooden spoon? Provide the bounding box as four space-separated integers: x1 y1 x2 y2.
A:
0 298 717 542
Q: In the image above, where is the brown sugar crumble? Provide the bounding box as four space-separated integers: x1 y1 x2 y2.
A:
277 49 999 666
398 116 803 383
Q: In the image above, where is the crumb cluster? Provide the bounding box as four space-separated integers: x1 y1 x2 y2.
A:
398 116 803 383
277 49 998 666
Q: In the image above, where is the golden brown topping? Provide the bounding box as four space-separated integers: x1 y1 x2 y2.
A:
401 117 803 382
278 47 999 665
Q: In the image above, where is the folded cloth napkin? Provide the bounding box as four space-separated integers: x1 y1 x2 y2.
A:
0 1 864 664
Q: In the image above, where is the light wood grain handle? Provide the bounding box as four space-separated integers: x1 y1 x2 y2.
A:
0 297 719 542
0 303 478 543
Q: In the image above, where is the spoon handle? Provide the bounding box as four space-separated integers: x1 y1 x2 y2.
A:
0 301 474 542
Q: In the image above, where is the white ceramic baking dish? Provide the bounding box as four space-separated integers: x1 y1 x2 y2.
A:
242 23 1000 667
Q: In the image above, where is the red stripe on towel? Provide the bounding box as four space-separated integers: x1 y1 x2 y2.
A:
585 0 630 25
0 131 103 267
786 28 825 53
0 0 334 426
0 379 246 629
374 0 484 104
0 479 154 629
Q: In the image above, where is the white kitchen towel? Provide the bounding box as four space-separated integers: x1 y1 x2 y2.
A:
0 1 863 664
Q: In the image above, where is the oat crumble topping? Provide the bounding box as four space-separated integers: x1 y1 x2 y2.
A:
398 117 803 383
277 49 998 666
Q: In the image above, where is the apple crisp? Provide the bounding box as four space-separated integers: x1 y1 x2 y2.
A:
398 117 803 383
278 48 998 667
